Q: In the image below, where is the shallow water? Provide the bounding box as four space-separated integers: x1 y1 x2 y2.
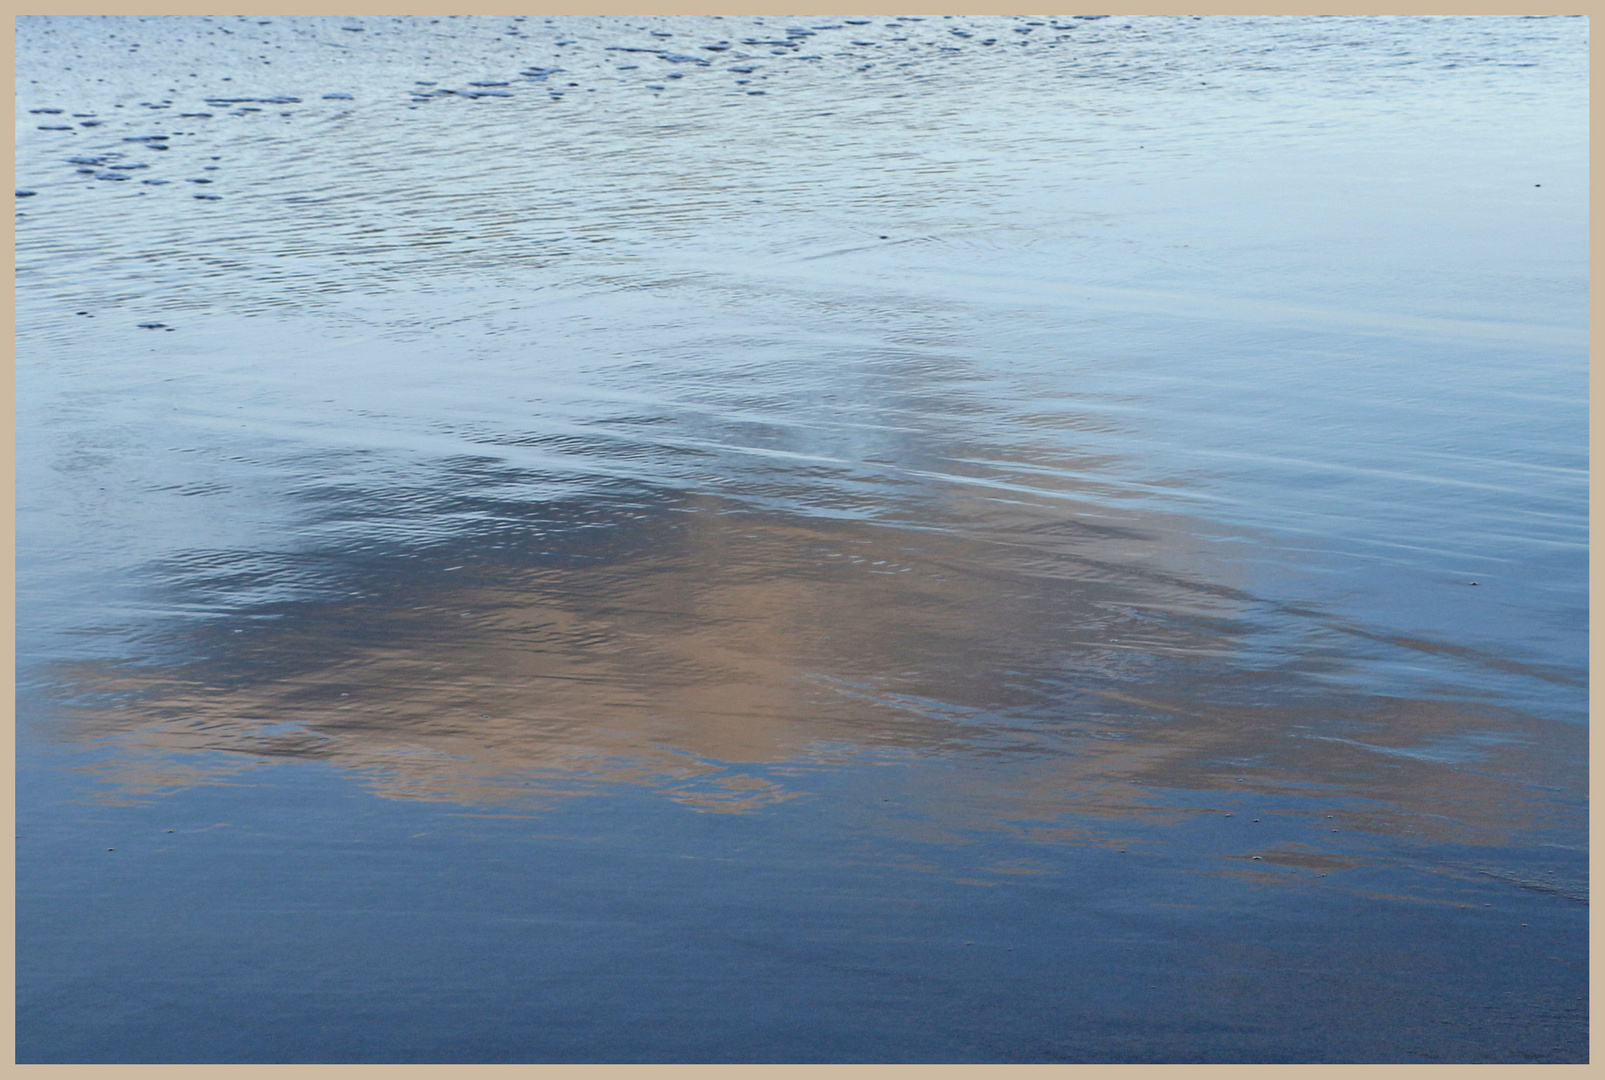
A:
15 15 1588 1063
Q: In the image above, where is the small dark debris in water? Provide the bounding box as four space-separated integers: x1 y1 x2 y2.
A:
747 90 765 95
341 26 364 32
76 311 90 316
187 178 213 183
879 235 888 239
194 194 222 200
1252 819 1260 822
322 92 354 100
166 829 175 833
16 190 36 197
1469 581 1478 585
137 323 167 329
1251 855 1263 861
30 108 64 114
80 121 103 127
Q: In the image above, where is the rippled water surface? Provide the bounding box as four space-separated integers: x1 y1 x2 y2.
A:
16 15 1587 1063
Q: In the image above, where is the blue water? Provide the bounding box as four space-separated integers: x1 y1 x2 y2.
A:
16 15 1587 1062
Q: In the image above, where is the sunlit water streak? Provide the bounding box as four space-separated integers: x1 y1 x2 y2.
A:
16 15 1587 1063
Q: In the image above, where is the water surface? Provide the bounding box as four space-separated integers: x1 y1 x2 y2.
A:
16 15 1588 1063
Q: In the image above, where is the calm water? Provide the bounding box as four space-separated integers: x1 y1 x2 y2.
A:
16 15 1587 1063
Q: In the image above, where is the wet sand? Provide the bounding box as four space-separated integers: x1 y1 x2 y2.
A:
16 15 1588 1063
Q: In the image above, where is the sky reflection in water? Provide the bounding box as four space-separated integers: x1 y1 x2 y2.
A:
16 14 1588 1063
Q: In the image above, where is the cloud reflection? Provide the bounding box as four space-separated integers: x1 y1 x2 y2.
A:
40 482 1581 858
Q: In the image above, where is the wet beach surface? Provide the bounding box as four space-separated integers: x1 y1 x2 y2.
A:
15 16 1587 1063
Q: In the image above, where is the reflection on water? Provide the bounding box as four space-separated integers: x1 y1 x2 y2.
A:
17 14 1587 1064
47 490 1581 854
47 481 1244 801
